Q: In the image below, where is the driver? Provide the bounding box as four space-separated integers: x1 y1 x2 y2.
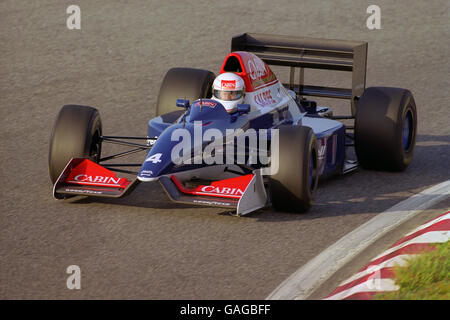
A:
211 72 245 113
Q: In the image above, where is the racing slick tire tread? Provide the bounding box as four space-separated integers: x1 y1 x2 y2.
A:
156 67 215 117
48 105 102 184
354 87 417 171
269 125 319 213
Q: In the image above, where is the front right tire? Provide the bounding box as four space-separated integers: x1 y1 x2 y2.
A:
48 105 102 184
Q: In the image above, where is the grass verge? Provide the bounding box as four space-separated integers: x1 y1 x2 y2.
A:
375 241 449 300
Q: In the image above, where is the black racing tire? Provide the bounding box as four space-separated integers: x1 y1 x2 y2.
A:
268 125 319 213
48 105 102 184
156 67 215 117
354 87 417 171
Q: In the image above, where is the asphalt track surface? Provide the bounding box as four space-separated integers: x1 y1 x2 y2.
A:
1 1 449 299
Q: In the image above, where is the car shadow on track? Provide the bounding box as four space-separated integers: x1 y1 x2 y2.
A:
68 136 449 221
69 182 197 210
254 135 450 222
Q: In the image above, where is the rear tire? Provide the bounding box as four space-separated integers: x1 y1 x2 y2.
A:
48 105 102 184
355 87 417 171
269 125 319 213
156 67 215 117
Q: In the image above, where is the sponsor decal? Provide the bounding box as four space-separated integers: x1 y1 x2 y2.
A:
193 200 231 206
72 174 121 185
63 188 102 194
171 174 253 199
140 170 154 176
193 100 217 108
221 80 236 89
64 159 130 189
247 58 267 81
318 138 327 160
200 186 244 196
147 137 157 146
254 89 276 107
317 137 327 175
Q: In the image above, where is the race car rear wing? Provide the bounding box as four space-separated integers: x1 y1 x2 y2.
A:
231 33 368 116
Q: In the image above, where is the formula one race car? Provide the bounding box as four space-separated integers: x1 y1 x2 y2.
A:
49 33 417 215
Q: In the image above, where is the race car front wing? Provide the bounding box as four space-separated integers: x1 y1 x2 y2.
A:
52 158 139 199
159 169 267 216
53 158 267 215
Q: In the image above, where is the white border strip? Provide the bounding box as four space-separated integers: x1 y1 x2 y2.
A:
337 253 416 287
371 230 449 261
266 179 450 300
404 211 450 237
324 279 399 300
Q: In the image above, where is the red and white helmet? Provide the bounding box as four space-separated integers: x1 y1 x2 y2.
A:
212 73 245 113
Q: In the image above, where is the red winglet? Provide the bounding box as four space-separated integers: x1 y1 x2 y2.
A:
65 159 130 189
171 174 253 199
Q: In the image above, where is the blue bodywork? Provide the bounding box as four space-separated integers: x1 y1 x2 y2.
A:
138 98 346 181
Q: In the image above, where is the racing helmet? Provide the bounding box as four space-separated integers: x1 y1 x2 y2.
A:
212 73 245 113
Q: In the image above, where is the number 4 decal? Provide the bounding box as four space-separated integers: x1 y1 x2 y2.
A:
145 153 162 163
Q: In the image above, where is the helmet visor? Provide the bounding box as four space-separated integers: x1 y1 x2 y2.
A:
213 89 244 101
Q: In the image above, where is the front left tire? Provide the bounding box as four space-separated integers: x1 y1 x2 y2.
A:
268 125 319 213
